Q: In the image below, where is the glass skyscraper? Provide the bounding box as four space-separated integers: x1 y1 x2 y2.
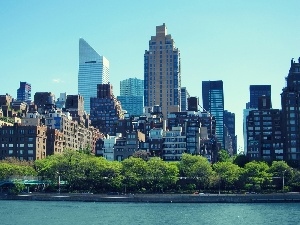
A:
144 23 181 118
202 80 224 148
117 78 144 116
78 38 109 113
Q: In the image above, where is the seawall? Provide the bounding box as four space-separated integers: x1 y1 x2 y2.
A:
1 193 300 203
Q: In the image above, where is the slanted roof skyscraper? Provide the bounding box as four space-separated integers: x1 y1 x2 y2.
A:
78 38 109 113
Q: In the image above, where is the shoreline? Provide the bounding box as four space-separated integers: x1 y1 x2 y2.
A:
1 193 300 203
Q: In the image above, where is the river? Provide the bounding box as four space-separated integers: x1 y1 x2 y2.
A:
0 200 299 225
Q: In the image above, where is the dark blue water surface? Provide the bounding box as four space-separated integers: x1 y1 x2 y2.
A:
0 200 299 225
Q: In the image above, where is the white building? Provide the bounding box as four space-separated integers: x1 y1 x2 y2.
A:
78 38 109 114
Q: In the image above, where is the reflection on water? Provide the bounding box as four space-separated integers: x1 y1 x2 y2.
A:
0 200 299 225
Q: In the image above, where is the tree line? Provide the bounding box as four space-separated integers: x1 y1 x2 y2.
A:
1 150 300 194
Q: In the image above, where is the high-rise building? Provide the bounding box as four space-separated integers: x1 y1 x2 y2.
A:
224 110 237 154
144 23 181 118
90 83 123 136
119 78 144 96
117 78 144 116
248 85 271 109
17 82 31 102
181 87 189 112
246 95 282 162
202 80 224 148
244 84 272 153
281 58 300 164
78 38 109 114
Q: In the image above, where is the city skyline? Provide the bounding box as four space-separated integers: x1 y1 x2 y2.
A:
1 0 299 150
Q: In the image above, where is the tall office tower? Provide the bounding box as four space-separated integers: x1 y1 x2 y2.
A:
202 80 224 148
248 85 271 109
224 110 237 155
78 38 109 114
17 81 31 102
144 23 181 119
281 58 300 164
90 83 123 136
117 78 144 116
181 87 189 112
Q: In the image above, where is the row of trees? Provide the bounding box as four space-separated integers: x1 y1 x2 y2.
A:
1 150 300 194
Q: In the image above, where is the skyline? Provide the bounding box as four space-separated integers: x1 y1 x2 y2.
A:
1 0 300 150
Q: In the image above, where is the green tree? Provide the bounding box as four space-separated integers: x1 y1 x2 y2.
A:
217 150 231 162
213 161 241 192
121 157 148 193
146 157 179 192
180 154 214 191
242 161 272 192
269 161 292 191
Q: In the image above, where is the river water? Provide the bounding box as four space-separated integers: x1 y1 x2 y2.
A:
0 200 299 225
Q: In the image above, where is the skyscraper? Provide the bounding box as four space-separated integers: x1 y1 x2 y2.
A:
181 87 189 112
224 110 237 154
90 83 123 136
117 78 144 116
281 58 300 164
202 80 224 148
243 84 272 153
248 85 271 109
144 23 181 118
17 81 31 102
78 38 109 114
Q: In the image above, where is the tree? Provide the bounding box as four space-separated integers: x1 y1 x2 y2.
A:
213 161 241 192
146 157 179 192
233 154 249 168
269 161 293 191
217 150 231 162
121 157 148 193
242 161 272 192
180 154 214 191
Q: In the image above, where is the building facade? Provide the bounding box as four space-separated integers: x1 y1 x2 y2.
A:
281 58 300 165
181 87 189 112
90 84 123 136
246 96 283 162
17 82 31 102
144 23 181 119
224 110 237 154
248 85 271 109
202 80 224 148
0 124 47 160
117 78 144 116
78 38 109 113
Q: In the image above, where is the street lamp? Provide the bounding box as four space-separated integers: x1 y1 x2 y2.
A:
57 172 61 195
282 170 287 193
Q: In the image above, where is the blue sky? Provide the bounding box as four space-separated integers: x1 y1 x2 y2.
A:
1 0 300 151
